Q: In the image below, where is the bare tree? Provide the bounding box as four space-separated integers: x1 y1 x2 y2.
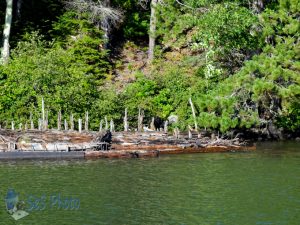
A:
1 0 13 64
143 0 205 64
65 0 123 44
139 0 164 64
252 0 264 13
148 0 158 64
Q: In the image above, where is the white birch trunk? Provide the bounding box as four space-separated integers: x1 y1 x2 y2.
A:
148 0 157 63
138 108 144 132
84 111 89 131
70 113 74 130
189 97 198 131
105 116 108 130
41 97 45 130
99 120 103 132
78 119 82 133
124 108 128 132
1 0 13 64
57 110 62 130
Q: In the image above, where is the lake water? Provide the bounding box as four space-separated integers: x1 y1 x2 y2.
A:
0 141 299 224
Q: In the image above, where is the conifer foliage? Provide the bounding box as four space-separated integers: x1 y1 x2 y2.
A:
0 0 299 133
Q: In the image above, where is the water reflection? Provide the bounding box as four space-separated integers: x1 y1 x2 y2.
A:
0 142 299 224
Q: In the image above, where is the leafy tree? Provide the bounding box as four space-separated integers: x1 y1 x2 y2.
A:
111 0 149 40
193 0 300 133
0 32 110 129
52 11 111 78
10 0 65 46
0 0 298 135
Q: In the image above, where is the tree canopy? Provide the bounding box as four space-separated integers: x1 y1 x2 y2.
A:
0 0 299 136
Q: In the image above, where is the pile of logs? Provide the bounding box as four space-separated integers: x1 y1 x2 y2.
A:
0 129 255 159
111 131 255 153
0 130 108 152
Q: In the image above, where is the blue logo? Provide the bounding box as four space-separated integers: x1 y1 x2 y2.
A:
4 188 80 220
5 188 29 220
26 193 80 211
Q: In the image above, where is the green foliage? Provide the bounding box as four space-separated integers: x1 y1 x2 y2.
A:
191 0 300 132
156 1 257 50
0 0 299 134
9 0 65 47
111 0 149 39
192 3 257 51
122 72 158 113
91 85 123 130
0 32 109 129
52 11 110 78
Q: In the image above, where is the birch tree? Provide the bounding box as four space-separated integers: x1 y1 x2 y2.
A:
145 0 202 63
148 0 158 63
139 0 162 64
1 0 13 64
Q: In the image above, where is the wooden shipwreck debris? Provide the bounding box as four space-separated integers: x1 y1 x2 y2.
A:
0 129 255 160
111 132 255 153
85 150 159 159
0 130 109 152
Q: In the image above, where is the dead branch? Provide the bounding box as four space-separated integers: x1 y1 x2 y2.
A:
65 0 123 27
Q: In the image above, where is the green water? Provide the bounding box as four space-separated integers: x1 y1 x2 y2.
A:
0 142 299 225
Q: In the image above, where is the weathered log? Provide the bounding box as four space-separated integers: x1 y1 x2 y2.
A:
57 110 62 131
70 113 74 131
30 112 34 130
38 119 42 130
42 97 45 130
189 97 198 131
110 119 115 132
85 111 89 131
45 110 48 130
174 127 179 139
124 108 128 132
150 117 155 130
99 120 103 132
105 116 108 130
64 119 68 131
138 108 144 132
78 119 82 133
164 120 168 133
